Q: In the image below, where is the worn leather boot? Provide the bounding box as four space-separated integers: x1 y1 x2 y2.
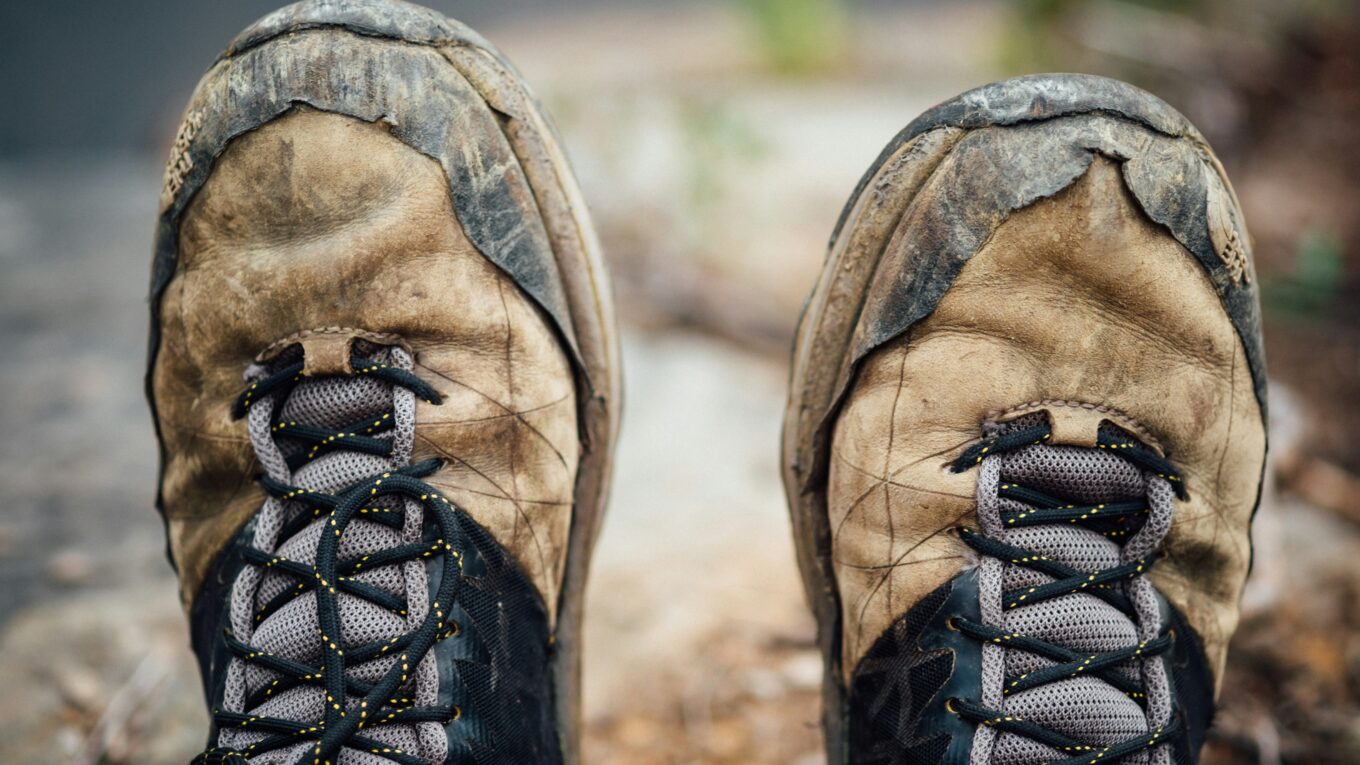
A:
147 2 619 763
783 74 1266 764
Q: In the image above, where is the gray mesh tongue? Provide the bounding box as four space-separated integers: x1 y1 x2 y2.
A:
218 346 446 765
974 418 1173 765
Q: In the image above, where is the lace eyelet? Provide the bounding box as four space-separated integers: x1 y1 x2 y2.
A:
438 620 461 640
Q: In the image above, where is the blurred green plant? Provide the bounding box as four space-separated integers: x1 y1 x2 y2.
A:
677 95 768 211
999 0 1355 73
1000 0 1209 74
737 0 850 76
1263 227 1346 318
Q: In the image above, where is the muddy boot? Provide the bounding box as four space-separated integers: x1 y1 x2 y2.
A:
147 2 620 762
783 74 1265 764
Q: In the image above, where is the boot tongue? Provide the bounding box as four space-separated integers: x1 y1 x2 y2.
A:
223 344 441 765
987 415 1155 765
278 351 398 493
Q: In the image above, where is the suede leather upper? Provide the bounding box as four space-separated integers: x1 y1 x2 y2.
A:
828 157 1265 687
152 109 580 622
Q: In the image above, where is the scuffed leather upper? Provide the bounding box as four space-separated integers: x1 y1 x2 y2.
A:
829 157 1265 687
152 109 579 620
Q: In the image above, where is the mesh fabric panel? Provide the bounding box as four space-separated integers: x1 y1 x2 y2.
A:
847 583 957 763
219 346 446 765
973 417 1174 765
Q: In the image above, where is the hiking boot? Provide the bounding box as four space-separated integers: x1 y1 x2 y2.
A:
782 74 1266 764
147 2 619 762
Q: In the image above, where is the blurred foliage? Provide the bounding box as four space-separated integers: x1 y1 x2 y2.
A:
736 0 850 75
677 95 768 211
1003 0 1210 75
1264 228 1345 318
1000 0 1357 88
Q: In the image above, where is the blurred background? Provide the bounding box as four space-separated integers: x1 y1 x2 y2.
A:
2 0 1358 762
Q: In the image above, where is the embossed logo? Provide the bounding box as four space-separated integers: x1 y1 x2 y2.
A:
1204 160 1252 286
1216 225 1250 286
160 109 203 211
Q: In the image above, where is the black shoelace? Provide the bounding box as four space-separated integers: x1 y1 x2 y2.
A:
944 422 1185 765
194 355 464 765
